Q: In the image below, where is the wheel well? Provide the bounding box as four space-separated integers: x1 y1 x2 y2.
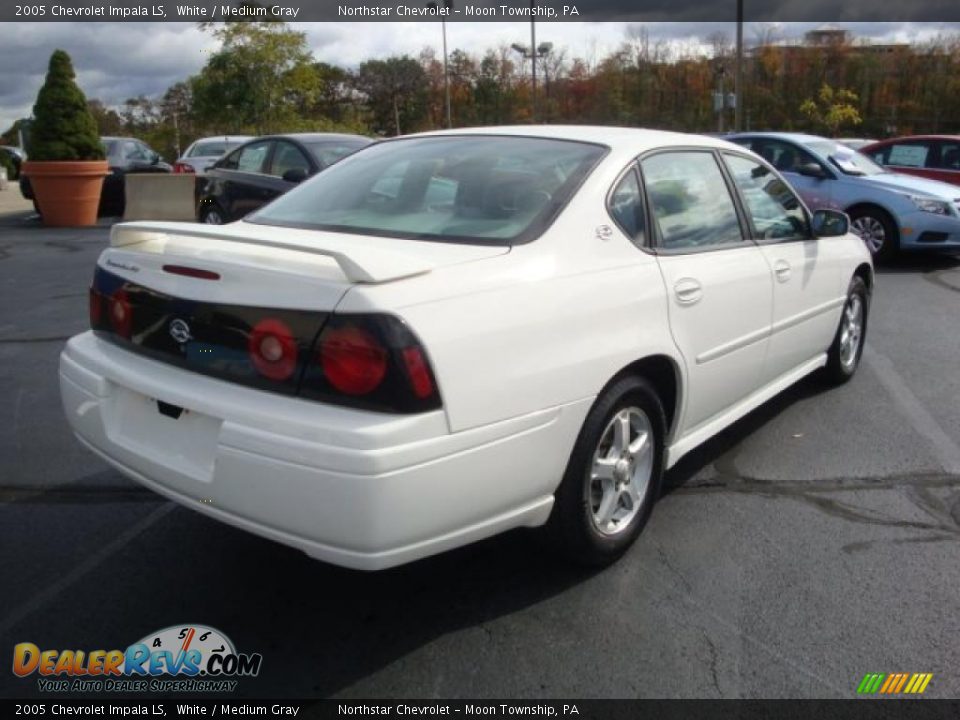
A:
845 203 899 240
611 355 680 439
854 262 873 293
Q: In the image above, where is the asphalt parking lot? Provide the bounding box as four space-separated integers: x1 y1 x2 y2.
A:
1 203 959 701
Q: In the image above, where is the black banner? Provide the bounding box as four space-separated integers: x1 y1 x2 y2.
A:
4 0 960 23
4 700 960 720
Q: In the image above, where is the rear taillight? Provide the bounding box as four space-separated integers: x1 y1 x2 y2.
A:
301 314 441 413
109 288 132 339
172 162 195 174
248 318 298 381
89 287 102 326
320 326 387 395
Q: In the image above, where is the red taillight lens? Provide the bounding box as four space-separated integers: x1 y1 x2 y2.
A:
248 318 298 381
172 162 195 174
320 326 388 395
89 287 102 327
109 288 132 338
402 347 435 399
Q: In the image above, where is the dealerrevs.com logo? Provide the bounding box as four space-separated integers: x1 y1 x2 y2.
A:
12 624 262 693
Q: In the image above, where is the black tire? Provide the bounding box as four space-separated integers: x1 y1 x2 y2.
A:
821 276 869 385
199 203 226 224
848 206 898 263
549 375 666 566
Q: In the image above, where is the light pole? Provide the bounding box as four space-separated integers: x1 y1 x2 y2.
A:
427 0 453 128
734 0 744 131
511 40 552 123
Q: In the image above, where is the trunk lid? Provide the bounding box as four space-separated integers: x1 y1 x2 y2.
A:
92 220 508 397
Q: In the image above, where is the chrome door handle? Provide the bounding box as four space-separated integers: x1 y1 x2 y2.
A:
774 260 792 283
674 278 703 305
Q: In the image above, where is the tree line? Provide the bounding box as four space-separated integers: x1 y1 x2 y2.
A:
5 21 960 160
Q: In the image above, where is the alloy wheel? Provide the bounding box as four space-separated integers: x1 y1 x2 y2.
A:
588 407 654 536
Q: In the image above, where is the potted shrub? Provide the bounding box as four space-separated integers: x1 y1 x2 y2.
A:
21 50 107 227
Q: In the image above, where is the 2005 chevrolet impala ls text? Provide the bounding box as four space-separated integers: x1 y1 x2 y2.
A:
60 126 873 570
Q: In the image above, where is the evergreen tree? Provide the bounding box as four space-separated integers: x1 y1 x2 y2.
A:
29 50 104 161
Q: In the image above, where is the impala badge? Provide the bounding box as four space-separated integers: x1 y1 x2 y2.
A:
169 319 192 344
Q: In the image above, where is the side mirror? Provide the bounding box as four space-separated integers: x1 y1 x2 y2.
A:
282 168 308 184
797 162 828 179
150 152 160 165
811 209 849 238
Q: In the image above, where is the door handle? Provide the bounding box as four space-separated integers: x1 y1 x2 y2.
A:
774 260 792 283
673 278 703 305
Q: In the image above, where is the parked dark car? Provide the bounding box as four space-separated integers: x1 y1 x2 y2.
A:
196 133 373 223
861 135 960 187
20 136 171 217
1 146 24 179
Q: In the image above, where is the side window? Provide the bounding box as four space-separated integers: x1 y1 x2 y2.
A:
886 142 930 168
641 151 743 251
751 140 819 174
933 141 960 170
608 167 646 244
723 153 811 242
123 141 147 161
235 141 272 174
219 147 241 170
270 142 311 178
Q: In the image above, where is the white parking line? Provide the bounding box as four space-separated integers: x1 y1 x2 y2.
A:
863 343 960 476
0 502 175 637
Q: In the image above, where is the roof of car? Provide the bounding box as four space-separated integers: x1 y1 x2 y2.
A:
864 135 960 145
190 135 253 143
407 125 745 156
258 133 372 143
727 131 831 144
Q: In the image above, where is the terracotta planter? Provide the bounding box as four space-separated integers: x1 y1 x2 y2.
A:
22 160 109 227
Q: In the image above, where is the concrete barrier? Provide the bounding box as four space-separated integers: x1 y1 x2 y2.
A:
123 174 197 222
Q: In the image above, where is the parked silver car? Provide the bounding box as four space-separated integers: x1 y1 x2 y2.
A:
729 132 960 260
173 135 253 175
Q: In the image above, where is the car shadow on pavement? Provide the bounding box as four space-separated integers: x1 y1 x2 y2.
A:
663 374 832 493
874 253 959 275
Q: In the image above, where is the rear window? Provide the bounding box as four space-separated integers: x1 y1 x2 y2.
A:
305 140 372 168
249 135 606 245
188 141 240 157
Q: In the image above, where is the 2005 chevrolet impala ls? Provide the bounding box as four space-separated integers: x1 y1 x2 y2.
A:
60 127 873 570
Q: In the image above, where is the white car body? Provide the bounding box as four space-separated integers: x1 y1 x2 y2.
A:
60 126 872 570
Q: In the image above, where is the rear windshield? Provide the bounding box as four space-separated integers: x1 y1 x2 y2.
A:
248 135 607 245
188 140 241 157
305 140 372 168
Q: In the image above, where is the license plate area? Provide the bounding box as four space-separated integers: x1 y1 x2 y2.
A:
107 387 222 483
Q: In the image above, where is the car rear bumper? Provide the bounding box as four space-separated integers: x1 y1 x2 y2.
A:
60 332 589 570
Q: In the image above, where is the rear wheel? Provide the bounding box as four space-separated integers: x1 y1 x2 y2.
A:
849 206 898 262
549 376 665 566
822 276 869 385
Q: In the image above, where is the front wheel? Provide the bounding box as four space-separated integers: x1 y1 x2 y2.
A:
822 276 869 385
849 207 898 262
549 376 666 566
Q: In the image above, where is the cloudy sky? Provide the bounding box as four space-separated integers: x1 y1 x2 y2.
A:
1 21 957 134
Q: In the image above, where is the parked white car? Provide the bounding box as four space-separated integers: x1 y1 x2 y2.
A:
60 127 873 570
173 135 253 174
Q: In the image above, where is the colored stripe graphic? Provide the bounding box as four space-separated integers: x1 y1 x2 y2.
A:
856 672 932 695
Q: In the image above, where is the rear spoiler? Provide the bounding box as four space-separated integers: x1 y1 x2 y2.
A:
110 221 434 284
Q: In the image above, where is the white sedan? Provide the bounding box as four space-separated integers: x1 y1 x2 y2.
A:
60 126 872 570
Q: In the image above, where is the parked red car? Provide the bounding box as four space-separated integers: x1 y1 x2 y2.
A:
862 135 960 187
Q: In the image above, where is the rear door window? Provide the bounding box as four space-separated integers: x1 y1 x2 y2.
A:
640 151 744 252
